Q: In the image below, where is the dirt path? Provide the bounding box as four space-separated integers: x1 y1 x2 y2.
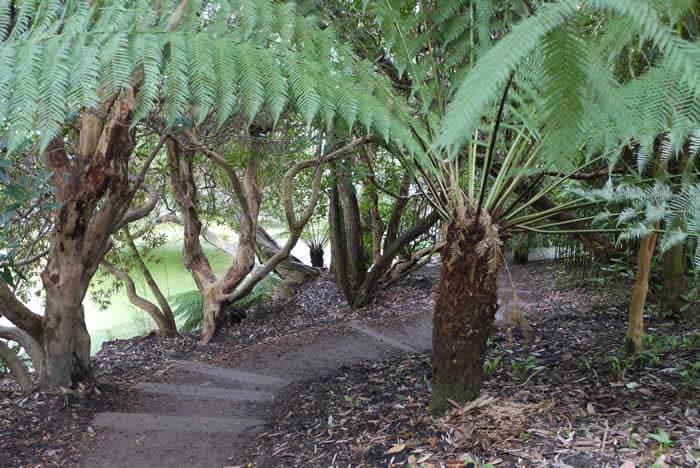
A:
80 271 532 468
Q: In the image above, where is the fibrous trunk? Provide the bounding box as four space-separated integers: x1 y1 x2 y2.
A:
430 223 499 414
310 246 324 268
625 231 658 354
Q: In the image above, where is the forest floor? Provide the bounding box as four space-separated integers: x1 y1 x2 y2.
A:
249 266 700 467
0 260 698 467
0 264 435 467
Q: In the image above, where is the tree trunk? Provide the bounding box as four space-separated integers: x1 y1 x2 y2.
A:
0 340 33 393
102 261 178 337
329 183 353 301
337 173 367 290
430 223 499 414
662 243 686 318
310 246 324 268
625 231 658 354
512 234 530 265
42 285 92 389
125 229 178 336
254 224 318 281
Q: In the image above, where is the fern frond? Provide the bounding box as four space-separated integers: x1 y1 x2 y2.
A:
438 1 577 147
286 56 320 125
188 34 216 124
237 42 265 124
163 33 190 124
7 41 40 152
133 33 163 122
38 37 70 150
260 48 288 126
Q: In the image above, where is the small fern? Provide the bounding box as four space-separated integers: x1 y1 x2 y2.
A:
170 274 286 333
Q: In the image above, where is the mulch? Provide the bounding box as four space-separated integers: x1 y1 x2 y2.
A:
248 264 700 467
0 268 436 467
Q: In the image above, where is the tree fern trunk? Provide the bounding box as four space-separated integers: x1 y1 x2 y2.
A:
430 223 499 414
310 246 324 268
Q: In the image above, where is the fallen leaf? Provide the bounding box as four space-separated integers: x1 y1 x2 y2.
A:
586 402 596 415
386 443 406 454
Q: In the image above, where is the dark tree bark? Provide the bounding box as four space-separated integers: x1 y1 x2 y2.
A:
430 222 499 414
329 164 438 308
337 170 367 290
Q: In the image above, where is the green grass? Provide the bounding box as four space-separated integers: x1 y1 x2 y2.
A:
86 241 233 354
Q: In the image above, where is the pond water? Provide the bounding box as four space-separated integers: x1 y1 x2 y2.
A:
1 225 321 355
86 241 234 354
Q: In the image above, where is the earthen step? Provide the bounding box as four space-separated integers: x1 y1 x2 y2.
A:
93 412 265 434
134 382 273 402
172 360 288 387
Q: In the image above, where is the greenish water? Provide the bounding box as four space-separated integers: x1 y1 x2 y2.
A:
86 241 233 354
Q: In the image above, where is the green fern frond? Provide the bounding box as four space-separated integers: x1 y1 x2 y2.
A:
66 36 101 113
260 49 288 126
133 33 163 122
38 37 70 150
188 34 216 124
438 1 577 147
213 37 239 127
237 43 266 124
7 41 40 152
659 228 687 254
163 33 190 124
286 56 320 125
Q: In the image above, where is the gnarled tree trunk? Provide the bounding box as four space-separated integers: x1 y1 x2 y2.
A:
430 222 499 414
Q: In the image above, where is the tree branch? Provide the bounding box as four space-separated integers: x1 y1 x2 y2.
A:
0 279 43 343
112 181 160 232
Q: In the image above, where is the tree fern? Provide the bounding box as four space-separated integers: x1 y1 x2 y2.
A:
7 41 40 152
37 38 70 150
286 56 320 125
1 0 408 151
188 34 216 124
236 42 266 124
213 37 239 127
438 0 578 147
132 34 163 123
260 49 288 126
162 33 190 123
